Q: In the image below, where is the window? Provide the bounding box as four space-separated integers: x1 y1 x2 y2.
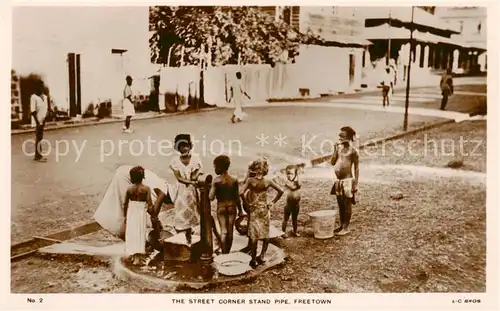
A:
459 21 463 33
282 6 291 24
477 21 482 34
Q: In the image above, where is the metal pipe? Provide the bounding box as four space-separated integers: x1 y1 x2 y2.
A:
198 174 214 262
387 8 392 66
166 46 174 67
403 6 415 132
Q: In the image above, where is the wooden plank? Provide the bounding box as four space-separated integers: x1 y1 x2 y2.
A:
33 236 62 243
11 221 102 261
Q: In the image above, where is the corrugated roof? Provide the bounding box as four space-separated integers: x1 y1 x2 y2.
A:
362 7 461 34
363 23 474 48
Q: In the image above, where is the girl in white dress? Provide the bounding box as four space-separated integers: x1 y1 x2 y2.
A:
231 72 251 123
123 166 152 264
169 134 203 245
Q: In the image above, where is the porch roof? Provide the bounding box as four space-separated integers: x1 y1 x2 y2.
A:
303 32 373 48
363 23 472 48
363 7 461 35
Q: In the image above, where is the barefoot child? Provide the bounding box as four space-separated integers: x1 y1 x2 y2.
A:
281 164 302 237
240 158 284 268
330 126 359 236
169 134 203 245
238 164 255 255
123 166 153 264
209 155 243 254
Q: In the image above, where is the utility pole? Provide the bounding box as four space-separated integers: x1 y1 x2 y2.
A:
403 6 415 131
387 8 392 66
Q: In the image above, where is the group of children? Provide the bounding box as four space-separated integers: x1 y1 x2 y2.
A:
121 126 359 269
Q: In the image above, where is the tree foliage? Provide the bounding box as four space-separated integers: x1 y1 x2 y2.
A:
149 6 319 67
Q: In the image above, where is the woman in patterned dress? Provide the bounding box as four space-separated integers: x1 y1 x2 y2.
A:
240 157 284 268
169 134 203 244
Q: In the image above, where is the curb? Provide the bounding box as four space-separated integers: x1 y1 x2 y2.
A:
11 107 220 136
310 119 456 166
267 84 439 103
111 246 286 291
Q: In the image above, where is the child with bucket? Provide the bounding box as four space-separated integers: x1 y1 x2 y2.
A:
330 126 360 236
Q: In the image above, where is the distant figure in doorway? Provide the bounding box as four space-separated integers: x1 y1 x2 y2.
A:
123 75 135 133
440 69 454 111
230 72 251 123
31 80 49 162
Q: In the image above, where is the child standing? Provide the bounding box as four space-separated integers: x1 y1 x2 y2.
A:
330 126 360 236
123 166 153 265
281 164 302 237
240 158 284 268
209 155 244 254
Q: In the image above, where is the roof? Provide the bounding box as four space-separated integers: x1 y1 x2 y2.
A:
302 29 372 48
362 7 461 34
363 23 476 48
450 34 487 50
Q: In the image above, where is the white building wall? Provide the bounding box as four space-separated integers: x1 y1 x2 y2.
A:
12 6 158 112
295 7 365 93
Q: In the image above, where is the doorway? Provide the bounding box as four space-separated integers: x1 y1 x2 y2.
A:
349 54 355 85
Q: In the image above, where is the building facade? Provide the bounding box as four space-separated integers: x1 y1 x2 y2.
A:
434 6 487 71
259 6 368 95
12 6 157 121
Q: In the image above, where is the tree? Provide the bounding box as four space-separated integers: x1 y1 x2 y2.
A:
149 6 320 67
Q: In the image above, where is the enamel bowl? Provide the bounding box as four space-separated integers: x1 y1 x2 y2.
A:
213 252 252 276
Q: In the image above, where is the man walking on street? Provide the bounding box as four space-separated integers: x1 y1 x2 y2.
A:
31 80 49 162
380 68 392 108
440 68 454 111
122 75 135 133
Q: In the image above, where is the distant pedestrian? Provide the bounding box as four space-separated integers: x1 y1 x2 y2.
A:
380 68 392 107
230 72 251 123
440 68 454 111
389 58 397 89
31 80 49 162
122 75 135 133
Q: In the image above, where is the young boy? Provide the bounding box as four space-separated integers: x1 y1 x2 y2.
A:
123 166 153 264
209 155 243 254
281 164 302 237
240 158 284 268
330 126 359 236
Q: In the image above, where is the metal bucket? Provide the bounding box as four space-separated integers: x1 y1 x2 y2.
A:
308 210 338 239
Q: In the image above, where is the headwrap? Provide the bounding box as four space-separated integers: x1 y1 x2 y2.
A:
174 134 192 154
